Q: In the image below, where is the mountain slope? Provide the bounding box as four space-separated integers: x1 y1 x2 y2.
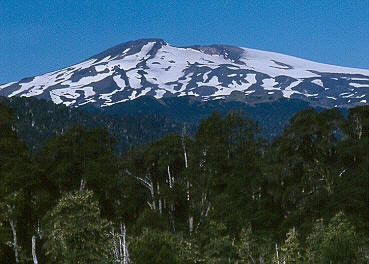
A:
0 96 185 152
1 39 368 108
0 95 318 152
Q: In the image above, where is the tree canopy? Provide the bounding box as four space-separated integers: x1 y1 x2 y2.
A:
0 101 367 263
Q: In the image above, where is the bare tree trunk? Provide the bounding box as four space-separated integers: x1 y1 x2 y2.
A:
182 125 194 235
132 170 156 210
119 229 123 264
9 218 19 264
111 222 130 264
182 131 190 203
149 176 156 210
31 218 42 264
79 178 86 191
188 216 194 234
182 123 189 168
167 165 174 188
167 165 176 231
275 243 280 264
32 235 38 264
157 181 162 214
121 222 129 264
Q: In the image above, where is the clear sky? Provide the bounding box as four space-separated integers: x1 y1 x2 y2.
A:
1 0 368 84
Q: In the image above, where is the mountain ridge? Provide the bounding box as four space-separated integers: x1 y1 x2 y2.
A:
1 38 368 108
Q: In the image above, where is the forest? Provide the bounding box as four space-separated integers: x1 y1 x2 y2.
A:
0 101 368 263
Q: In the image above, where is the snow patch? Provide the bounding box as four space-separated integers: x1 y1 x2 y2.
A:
262 78 279 90
311 79 324 87
154 89 166 99
0 82 16 89
349 83 369 88
245 74 257 85
282 80 302 98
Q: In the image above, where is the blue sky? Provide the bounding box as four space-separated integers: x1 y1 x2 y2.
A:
1 0 368 83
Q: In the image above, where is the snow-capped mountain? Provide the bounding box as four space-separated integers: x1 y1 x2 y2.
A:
1 39 369 108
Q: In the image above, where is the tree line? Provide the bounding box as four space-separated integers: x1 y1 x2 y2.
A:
0 102 368 263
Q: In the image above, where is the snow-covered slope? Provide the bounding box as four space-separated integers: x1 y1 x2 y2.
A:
1 39 368 108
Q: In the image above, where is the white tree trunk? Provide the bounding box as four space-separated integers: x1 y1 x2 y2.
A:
157 181 162 214
275 243 280 264
121 222 129 264
182 124 190 201
79 178 86 191
167 165 176 230
133 172 156 210
182 124 188 167
32 235 38 264
182 126 194 234
150 176 156 210
9 218 19 264
111 223 130 264
189 216 194 234
167 165 173 189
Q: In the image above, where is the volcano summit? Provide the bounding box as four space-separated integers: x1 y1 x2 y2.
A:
1 39 368 108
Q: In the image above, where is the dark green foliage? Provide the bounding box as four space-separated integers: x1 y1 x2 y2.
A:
0 96 314 154
0 96 186 152
0 103 37 264
121 133 189 232
197 221 238 263
306 212 368 263
279 228 303 263
129 229 194 264
43 190 113 264
333 106 369 234
266 108 347 234
236 225 273 263
192 111 266 234
0 100 367 263
37 126 122 219
90 95 313 138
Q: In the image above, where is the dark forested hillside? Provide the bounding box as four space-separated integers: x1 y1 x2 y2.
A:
0 96 186 152
82 96 316 138
0 96 317 154
0 99 367 263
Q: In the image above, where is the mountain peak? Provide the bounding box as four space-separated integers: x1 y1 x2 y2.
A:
1 40 368 109
91 38 167 60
